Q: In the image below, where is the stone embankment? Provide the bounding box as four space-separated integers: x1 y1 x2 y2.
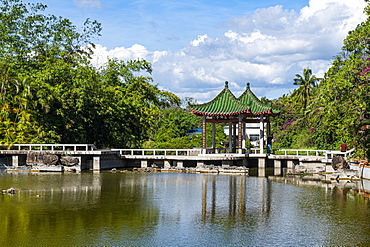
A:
9 151 81 172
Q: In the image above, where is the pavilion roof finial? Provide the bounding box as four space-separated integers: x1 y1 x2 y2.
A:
246 82 250 89
225 81 229 88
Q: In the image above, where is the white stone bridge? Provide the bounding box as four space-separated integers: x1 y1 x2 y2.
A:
0 144 355 174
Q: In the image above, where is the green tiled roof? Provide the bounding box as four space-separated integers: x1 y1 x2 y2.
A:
190 81 250 116
189 82 280 117
238 83 280 115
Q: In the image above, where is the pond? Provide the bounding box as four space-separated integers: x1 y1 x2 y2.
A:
0 170 369 246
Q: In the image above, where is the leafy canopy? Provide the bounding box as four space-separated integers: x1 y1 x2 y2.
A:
0 0 180 148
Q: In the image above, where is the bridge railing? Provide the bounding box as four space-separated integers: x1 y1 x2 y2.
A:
273 148 355 159
0 144 97 151
116 148 274 156
212 148 263 154
115 148 350 157
0 144 355 159
324 148 355 159
113 149 201 156
273 149 327 157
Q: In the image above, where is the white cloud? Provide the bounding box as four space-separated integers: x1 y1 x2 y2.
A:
74 0 101 8
190 35 209 46
90 0 367 103
90 44 151 65
225 30 271 44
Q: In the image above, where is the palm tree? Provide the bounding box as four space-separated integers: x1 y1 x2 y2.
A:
292 68 321 111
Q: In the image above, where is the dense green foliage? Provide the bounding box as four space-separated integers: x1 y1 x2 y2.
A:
144 106 201 149
0 0 179 148
271 0 370 158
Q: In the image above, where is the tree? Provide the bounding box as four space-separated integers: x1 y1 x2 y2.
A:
0 0 180 148
271 1 370 157
144 106 201 149
0 0 102 145
0 62 60 146
312 1 370 157
291 68 321 111
0 0 101 63
92 58 180 148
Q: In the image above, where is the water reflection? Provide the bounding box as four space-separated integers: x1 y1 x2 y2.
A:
269 174 370 201
0 171 369 246
201 175 248 221
0 172 162 246
269 174 370 245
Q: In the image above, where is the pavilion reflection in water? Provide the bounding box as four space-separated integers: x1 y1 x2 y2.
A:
198 173 370 222
199 175 274 222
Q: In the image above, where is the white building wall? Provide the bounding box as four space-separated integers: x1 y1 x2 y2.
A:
224 122 266 147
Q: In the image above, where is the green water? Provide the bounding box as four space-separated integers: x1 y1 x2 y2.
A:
0 171 369 246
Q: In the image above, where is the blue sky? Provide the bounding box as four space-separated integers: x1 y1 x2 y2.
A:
31 0 309 51
28 0 367 102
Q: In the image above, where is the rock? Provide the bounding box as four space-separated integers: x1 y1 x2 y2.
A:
7 188 15 194
60 156 79 166
27 151 59 166
2 188 16 194
44 155 59 165
332 156 349 170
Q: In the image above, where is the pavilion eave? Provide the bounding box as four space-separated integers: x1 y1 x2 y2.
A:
189 109 252 117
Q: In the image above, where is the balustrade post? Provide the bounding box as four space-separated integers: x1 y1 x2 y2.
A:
164 160 171 168
12 155 19 167
92 156 100 171
258 158 265 177
141 160 148 168
197 160 204 168
176 161 184 168
274 160 281 176
287 160 294 169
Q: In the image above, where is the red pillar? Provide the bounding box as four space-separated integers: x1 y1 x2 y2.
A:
202 116 207 150
238 115 243 153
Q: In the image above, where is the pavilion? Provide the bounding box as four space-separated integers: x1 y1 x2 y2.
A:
189 81 280 154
